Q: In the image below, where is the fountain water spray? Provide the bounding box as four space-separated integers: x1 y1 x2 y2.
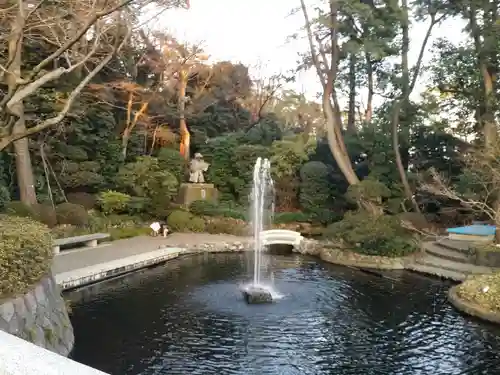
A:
252 157 274 286
242 157 278 304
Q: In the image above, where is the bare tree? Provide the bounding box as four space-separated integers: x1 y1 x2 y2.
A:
421 146 500 241
0 0 187 204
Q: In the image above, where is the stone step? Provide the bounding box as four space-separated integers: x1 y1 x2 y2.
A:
415 254 494 275
423 242 471 264
405 263 466 281
436 238 474 254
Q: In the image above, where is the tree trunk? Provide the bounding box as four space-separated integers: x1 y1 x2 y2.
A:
347 53 357 134
364 52 374 124
121 129 130 160
178 71 190 160
469 4 500 240
469 4 497 148
392 0 420 213
323 81 359 186
8 5 37 205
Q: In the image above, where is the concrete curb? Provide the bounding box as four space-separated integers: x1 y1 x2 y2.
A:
56 247 186 290
448 285 500 324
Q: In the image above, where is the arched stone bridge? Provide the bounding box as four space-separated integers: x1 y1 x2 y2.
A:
261 229 303 248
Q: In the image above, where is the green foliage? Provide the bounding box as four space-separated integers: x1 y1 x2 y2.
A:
157 148 186 182
0 215 53 298
270 135 315 179
97 190 131 215
3 201 57 227
205 217 248 236
33 204 57 228
167 210 205 232
244 118 282 146
127 197 148 216
324 211 417 257
4 201 36 218
200 135 269 203
345 178 391 205
52 213 148 240
58 161 105 189
66 192 97 210
0 185 10 210
109 226 151 240
274 211 312 224
198 134 242 200
189 216 206 232
189 200 246 220
116 156 178 202
299 161 332 210
189 200 217 216
231 144 270 204
55 202 89 226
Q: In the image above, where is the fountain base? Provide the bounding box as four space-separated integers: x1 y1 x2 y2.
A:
242 285 273 304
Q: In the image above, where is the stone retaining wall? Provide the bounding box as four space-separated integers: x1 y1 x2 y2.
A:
293 238 406 270
0 275 74 356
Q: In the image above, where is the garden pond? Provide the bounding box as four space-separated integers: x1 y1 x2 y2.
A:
67 253 500 375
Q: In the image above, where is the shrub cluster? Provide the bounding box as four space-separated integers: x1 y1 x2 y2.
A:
55 202 89 226
167 210 205 232
0 215 53 298
97 190 131 215
323 211 417 257
4 201 90 227
189 200 246 220
273 211 312 224
204 217 249 236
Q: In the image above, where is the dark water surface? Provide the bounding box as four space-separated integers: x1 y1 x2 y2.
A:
68 253 500 375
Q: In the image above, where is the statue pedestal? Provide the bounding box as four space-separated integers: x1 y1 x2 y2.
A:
177 183 217 206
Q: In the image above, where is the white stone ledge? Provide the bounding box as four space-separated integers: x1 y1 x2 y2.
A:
55 247 186 290
0 330 108 375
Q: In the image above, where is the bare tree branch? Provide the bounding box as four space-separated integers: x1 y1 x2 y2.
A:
0 26 132 151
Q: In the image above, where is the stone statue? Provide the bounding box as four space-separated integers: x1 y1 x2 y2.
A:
189 153 209 183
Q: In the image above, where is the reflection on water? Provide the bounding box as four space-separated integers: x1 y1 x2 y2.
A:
68 253 500 375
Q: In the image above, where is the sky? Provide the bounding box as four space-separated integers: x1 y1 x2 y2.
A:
154 0 468 104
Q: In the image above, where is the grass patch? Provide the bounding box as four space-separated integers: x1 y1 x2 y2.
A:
456 273 500 313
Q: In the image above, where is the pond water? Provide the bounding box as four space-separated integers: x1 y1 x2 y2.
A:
68 253 500 375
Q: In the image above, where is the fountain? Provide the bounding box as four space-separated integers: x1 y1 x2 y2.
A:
242 157 276 304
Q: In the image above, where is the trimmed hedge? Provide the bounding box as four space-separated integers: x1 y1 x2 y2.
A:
55 202 89 226
167 210 206 232
0 215 53 299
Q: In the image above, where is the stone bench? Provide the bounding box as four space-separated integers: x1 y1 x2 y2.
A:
53 233 110 255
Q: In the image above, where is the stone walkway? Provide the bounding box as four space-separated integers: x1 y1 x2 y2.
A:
405 239 499 281
52 233 250 275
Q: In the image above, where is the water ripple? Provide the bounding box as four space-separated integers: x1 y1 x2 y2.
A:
68 253 500 375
